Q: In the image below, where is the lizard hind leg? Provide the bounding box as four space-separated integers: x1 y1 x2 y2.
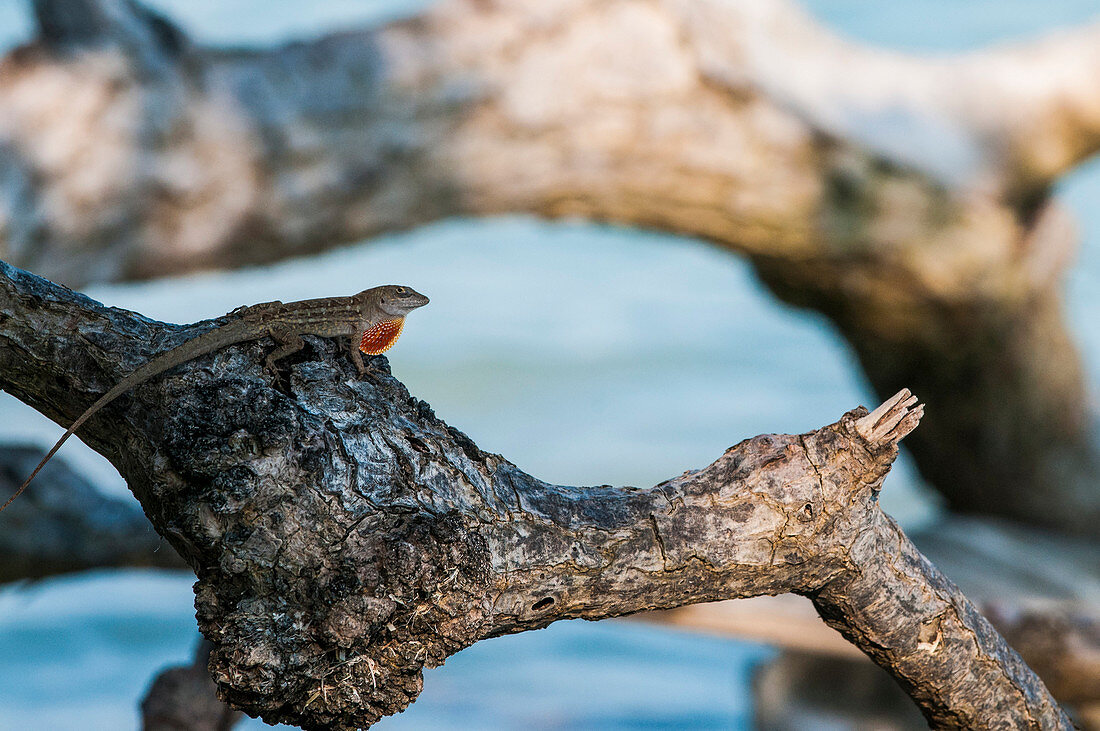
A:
348 336 366 375
264 325 305 374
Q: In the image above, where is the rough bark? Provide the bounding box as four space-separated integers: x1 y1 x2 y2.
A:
0 443 186 581
1 0 1098 533
754 622 1100 731
0 261 1071 729
987 608 1100 718
649 550 1100 712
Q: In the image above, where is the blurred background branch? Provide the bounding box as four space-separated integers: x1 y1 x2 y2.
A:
0 444 185 581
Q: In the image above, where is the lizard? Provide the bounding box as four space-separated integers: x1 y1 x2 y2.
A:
0 284 429 515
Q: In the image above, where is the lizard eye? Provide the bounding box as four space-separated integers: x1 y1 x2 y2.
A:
396 287 406 294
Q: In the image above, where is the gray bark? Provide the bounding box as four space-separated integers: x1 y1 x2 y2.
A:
0 260 1071 729
1 0 1098 533
755 609 1100 731
650 513 1100 714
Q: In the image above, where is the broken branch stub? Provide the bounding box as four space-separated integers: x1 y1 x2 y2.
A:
0 264 1070 729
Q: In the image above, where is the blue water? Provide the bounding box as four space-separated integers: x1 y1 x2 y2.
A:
0 571 765 730
1 1 1099 729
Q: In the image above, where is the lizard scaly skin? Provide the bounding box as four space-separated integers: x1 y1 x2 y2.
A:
0 284 429 515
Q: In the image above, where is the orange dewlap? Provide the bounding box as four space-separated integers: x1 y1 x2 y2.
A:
360 318 405 355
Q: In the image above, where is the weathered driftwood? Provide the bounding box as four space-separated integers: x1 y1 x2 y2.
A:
648 514 1100 707
1 0 1099 533
0 444 185 581
650 595 1100 714
0 262 1071 729
753 633 1100 731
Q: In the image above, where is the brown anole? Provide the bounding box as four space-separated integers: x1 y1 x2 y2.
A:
0 284 429 514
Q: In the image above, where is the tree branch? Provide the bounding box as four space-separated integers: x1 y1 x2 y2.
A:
649 512 1100 711
680 0 1100 198
1 0 1097 534
4 0 1096 280
0 261 1070 729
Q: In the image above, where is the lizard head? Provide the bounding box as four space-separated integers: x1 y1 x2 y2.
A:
362 285 430 318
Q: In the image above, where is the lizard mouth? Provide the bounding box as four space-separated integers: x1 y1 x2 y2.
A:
360 318 405 355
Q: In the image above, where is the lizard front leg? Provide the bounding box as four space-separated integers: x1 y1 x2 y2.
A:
348 336 366 376
264 324 305 374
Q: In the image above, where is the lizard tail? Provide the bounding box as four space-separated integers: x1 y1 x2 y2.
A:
0 387 122 514
0 319 254 515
